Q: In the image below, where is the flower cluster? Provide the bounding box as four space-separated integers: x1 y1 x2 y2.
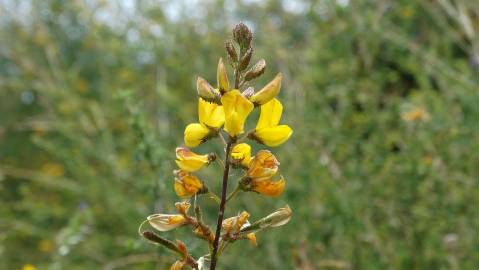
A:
139 23 293 270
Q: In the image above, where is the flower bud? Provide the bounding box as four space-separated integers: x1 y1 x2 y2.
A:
225 40 238 63
231 143 252 167
233 22 253 50
196 77 220 103
175 147 214 172
147 214 187 231
184 123 210 148
217 58 230 94
244 59 266 81
238 46 253 71
249 73 282 106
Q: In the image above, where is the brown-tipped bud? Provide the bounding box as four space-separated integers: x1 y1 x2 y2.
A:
233 22 253 50
142 231 182 254
244 59 266 81
217 58 230 94
197 77 220 103
238 46 253 71
249 73 282 105
225 40 238 63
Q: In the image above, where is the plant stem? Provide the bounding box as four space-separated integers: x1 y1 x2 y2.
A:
210 140 233 270
226 185 241 202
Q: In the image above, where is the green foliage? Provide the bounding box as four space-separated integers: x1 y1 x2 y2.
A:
1 0 478 269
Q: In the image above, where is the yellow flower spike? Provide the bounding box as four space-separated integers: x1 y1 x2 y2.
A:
198 98 225 128
175 147 214 172
249 73 282 105
246 233 257 246
251 176 286 197
147 214 188 231
174 170 205 198
247 150 280 179
170 260 186 270
184 123 210 148
251 98 292 147
217 58 230 94
221 90 254 137
231 143 252 167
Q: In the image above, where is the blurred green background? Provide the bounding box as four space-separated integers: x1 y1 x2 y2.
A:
1 0 479 269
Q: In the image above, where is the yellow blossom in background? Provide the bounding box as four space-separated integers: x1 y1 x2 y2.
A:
251 98 292 147
247 150 279 179
175 147 213 172
249 73 282 105
148 213 188 231
22 264 37 270
174 170 205 198
41 162 65 177
401 107 430 122
231 143 252 167
221 90 254 137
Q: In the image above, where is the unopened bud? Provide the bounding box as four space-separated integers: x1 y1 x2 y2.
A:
142 231 182 254
217 58 230 93
244 59 266 81
249 73 282 106
197 77 220 103
225 40 238 63
238 46 253 71
233 22 253 50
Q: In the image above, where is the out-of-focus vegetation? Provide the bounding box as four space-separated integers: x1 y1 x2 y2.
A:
1 0 479 269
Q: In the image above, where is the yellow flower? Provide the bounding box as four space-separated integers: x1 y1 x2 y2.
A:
184 123 210 148
250 176 286 197
22 265 37 270
249 73 282 105
175 201 191 216
183 98 225 147
147 213 187 231
231 143 252 167
217 58 230 94
175 147 214 172
251 98 292 147
246 150 280 179
221 90 254 137
222 211 250 233
401 107 430 122
174 170 205 198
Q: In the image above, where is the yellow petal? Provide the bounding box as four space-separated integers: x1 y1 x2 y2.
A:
221 90 254 137
175 147 210 172
174 171 204 198
254 125 293 147
184 123 210 148
256 98 283 130
198 98 225 128
231 143 252 167
217 58 230 93
250 73 282 105
252 176 286 197
246 233 257 246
